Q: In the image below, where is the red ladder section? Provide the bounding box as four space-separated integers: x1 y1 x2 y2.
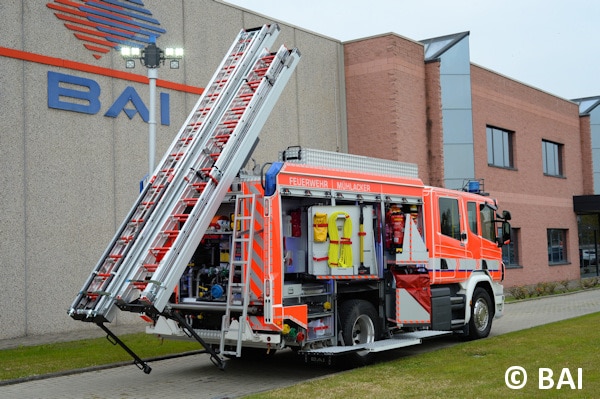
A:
115 52 276 306
69 26 276 321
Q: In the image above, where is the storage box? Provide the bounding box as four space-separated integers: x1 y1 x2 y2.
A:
308 316 333 340
283 283 302 297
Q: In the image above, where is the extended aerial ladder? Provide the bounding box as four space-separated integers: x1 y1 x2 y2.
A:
68 24 300 372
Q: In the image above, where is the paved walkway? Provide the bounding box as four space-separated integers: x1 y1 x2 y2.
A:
0 289 598 399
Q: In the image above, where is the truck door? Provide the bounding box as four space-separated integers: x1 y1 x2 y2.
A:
431 193 468 282
465 199 503 278
465 200 482 263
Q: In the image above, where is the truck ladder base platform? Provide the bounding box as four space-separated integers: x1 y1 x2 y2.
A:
299 330 451 356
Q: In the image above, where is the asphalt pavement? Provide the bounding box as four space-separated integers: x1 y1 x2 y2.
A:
1 289 599 399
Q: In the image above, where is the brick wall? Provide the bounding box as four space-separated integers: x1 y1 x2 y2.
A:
344 34 430 182
470 65 583 287
344 37 587 288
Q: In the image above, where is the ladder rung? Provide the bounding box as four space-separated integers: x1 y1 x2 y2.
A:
119 235 133 243
173 214 189 222
163 229 179 238
192 182 207 192
253 67 269 75
182 197 198 206
180 136 194 144
151 247 170 256
213 135 230 142
131 281 148 290
143 263 158 272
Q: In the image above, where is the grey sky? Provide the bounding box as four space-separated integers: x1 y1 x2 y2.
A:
224 0 599 100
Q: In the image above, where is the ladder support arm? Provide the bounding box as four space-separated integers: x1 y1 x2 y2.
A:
97 322 152 374
165 308 226 371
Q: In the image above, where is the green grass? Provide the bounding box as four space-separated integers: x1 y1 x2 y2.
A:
0 333 199 381
245 312 600 399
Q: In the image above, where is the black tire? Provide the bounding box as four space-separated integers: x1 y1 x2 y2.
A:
467 287 493 340
339 299 380 366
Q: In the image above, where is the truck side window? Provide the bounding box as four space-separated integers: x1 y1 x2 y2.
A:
467 202 478 234
439 197 461 240
480 204 496 242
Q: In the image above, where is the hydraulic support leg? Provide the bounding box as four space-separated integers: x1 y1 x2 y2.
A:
166 309 226 370
97 322 152 374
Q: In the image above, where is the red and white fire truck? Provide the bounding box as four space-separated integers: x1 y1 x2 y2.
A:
69 24 510 372
146 146 511 366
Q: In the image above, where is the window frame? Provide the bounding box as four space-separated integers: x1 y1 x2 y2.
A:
486 126 514 169
439 197 461 240
542 139 564 177
547 228 568 265
503 227 520 268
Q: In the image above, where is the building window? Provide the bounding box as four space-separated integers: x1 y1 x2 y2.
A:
439 197 461 240
542 140 563 177
503 227 519 267
486 126 513 168
547 229 567 264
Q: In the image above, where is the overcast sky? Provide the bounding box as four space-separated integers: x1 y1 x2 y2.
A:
223 0 599 101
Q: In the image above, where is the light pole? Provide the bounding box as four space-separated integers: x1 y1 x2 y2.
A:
121 39 184 179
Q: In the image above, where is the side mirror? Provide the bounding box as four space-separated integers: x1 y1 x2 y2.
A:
498 221 511 247
502 210 512 221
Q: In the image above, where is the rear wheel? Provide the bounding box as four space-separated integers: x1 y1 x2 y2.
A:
468 287 493 340
339 299 379 366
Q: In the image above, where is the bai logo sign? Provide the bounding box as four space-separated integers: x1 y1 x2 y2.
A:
46 0 165 60
43 0 199 125
47 70 172 125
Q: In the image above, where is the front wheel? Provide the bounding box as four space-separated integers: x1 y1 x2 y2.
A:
339 299 379 366
467 287 493 340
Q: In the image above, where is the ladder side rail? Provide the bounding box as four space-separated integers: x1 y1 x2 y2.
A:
220 194 256 357
142 47 301 313
236 195 255 356
220 194 245 356
90 31 282 320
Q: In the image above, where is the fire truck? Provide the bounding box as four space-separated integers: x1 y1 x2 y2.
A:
69 24 511 372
